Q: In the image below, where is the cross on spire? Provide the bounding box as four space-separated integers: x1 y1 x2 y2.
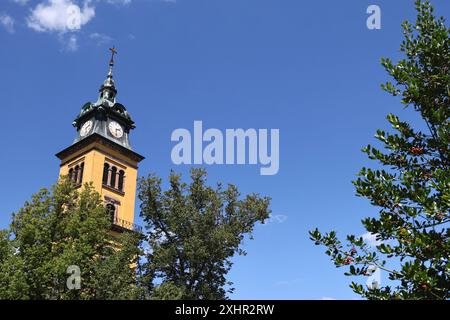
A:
109 46 117 67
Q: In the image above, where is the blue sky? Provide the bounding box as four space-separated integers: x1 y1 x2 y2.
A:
1 0 449 299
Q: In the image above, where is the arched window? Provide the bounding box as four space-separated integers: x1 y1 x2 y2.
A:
78 162 84 184
74 165 79 184
118 170 125 191
102 162 126 193
110 166 117 189
68 168 74 181
102 163 110 185
106 203 116 223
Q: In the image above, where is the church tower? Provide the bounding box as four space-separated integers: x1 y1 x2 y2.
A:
56 48 144 234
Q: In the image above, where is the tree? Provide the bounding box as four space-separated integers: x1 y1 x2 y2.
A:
310 0 449 299
138 168 271 299
0 177 142 300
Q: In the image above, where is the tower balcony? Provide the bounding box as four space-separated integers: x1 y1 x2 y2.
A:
111 216 143 234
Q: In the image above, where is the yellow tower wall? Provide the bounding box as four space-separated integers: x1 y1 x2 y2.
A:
58 140 141 228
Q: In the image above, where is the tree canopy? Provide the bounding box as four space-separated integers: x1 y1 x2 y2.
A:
138 168 271 299
0 178 142 299
310 0 450 299
0 169 271 300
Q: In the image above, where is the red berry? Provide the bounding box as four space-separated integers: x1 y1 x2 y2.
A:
410 146 424 155
422 172 432 179
344 257 353 265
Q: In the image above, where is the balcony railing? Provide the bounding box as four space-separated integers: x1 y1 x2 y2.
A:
112 216 143 234
102 183 125 195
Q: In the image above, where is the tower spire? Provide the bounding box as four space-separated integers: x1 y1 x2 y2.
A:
99 46 118 104
108 46 117 76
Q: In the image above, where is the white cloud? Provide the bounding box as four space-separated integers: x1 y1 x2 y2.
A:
59 33 79 52
262 214 288 226
90 32 113 45
17 0 170 51
27 0 95 33
12 0 31 5
105 0 132 4
0 13 15 33
66 34 78 51
361 232 382 247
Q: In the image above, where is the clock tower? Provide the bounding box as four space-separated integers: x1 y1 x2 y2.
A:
56 48 144 234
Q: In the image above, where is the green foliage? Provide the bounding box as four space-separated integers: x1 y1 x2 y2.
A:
138 168 271 300
90 231 145 300
0 169 270 300
0 177 142 300
310 1 449 299
151 282 186 300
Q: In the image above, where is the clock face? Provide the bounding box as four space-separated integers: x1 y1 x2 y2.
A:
108 121 124 138
80 120 93 137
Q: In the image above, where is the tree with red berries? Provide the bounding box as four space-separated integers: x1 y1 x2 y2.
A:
310 0 449 299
